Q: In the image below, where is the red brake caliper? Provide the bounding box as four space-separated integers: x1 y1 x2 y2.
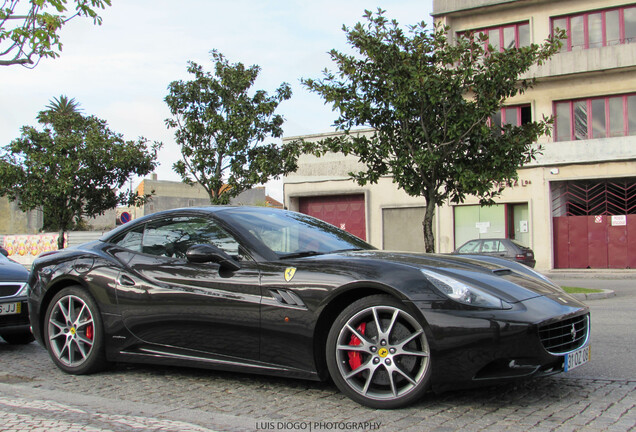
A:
347 322 366 370
86 324 94 341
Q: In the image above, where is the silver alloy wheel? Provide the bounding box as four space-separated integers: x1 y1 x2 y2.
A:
47 294 95 367
335 305 430 401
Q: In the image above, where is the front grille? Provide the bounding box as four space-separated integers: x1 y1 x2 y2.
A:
0 283 24 298
539 314 589 354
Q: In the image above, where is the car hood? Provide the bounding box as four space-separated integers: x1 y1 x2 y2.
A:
0 258 29 282
320 250 567 303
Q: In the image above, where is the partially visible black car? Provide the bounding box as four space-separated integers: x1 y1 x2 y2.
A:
453 238 536 268
0 247 34 344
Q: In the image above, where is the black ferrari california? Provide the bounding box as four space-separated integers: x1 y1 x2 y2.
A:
27 207 590 408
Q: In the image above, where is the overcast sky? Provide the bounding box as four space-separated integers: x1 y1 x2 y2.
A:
1 1 432 200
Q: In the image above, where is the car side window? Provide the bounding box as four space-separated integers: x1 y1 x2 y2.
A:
111 226 144 252
458 240 481 253
482 240 498 252
496 241 508 252
142 216 241 259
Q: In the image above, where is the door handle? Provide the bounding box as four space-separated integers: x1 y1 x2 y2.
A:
118 275 136 286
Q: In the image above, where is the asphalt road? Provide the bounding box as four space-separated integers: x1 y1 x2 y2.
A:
0 273 633 432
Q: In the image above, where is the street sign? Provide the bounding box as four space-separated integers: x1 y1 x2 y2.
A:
119 212 131 224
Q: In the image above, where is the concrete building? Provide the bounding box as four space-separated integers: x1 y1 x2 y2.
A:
283 0 636 270
132 174 276 219
0 197 115 234
0 197 43 235
2 173 277 239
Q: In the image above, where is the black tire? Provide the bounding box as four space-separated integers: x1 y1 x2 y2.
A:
326 295 432 409
1 331 35 345
43 286 108 374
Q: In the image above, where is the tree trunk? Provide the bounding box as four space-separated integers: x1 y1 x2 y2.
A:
422 198 436 253
57 227 65 250
209 187 221 205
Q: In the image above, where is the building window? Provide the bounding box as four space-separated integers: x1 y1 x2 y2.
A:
552 5 636 51
554 94 636 141
492 105 532 128
458 22 531 52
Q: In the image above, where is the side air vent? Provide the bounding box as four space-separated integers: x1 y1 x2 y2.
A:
269 289 306 308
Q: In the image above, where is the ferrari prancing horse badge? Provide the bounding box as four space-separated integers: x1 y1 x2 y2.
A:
284 267 297 282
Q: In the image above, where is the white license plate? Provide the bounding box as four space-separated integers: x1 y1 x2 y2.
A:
565 344 590 372
0 302 21 316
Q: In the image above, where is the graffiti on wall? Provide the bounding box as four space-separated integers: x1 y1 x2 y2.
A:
2 233 67 257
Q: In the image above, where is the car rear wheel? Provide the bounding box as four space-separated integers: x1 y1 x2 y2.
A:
1 331 34 345
326 295 431 409
44 286 108 374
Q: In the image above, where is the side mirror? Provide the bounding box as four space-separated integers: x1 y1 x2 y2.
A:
0 247 8 257
185 244 241 272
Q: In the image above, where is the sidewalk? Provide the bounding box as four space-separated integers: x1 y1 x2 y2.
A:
541 269 634 301
543 269 636 280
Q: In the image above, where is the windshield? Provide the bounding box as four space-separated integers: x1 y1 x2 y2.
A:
220 208 373 258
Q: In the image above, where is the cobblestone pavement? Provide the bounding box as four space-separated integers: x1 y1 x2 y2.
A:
0 342 634 432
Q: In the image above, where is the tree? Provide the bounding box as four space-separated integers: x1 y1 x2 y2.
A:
302 9 561 252
165 50 299 205
0 96 161 249
37 94 82 231
0 0 111 67
43 94 81 115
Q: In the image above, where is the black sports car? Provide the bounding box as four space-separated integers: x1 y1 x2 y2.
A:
27 207 590 408
1 246 34 344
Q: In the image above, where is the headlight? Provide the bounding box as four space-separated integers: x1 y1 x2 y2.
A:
420 269 511 309
15 283 28 296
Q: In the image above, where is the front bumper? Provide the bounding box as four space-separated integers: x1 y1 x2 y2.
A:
411 294 590 390
0 298 30 334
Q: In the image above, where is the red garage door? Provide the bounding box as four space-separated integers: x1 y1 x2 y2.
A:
551 179 636 269
553 215 636 269
299 195 366 240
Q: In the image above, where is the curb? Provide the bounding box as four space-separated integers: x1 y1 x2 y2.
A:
568 289 616 301
544 270 636 280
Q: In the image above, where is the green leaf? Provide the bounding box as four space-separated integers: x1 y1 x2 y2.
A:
0 0 112 67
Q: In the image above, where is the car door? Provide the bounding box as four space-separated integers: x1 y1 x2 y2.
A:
113 215 261 362
495 240 511 259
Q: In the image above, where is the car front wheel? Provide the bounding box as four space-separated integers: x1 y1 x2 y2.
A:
326 295 432 409
44 286 108 374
